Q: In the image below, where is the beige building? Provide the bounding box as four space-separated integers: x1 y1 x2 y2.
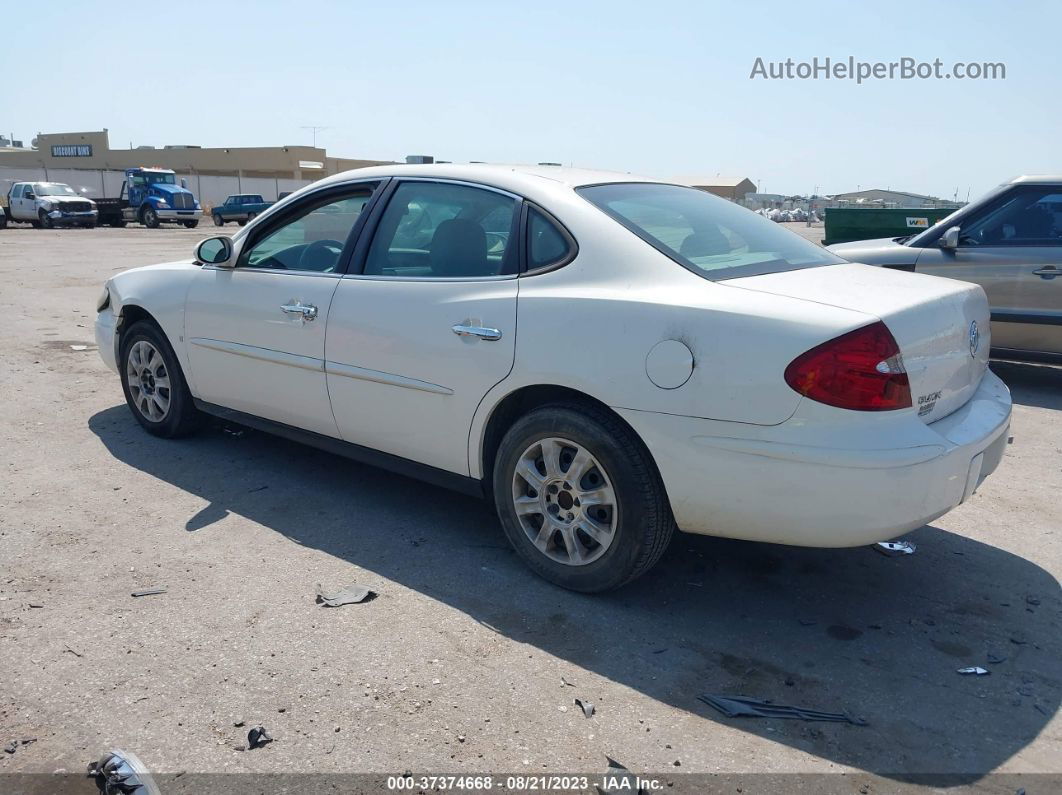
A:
830 188 958 209
0 129 391 181
673 175 758 202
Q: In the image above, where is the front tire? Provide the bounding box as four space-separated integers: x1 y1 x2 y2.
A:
119 321 200 438
38 209 53 229
183 220 199 229
141 207 160 228
493 404 674 592
213 214 224 227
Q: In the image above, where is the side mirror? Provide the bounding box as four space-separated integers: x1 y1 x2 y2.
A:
196 236 234 267
25 192 35 200
939 226 960 250
180 178 188 189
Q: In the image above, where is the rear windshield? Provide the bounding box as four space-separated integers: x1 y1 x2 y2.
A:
577 183 843 280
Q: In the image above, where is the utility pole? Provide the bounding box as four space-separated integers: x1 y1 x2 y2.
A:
300 126 328 148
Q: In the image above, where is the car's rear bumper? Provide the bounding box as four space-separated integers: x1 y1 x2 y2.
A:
617 370 1012 547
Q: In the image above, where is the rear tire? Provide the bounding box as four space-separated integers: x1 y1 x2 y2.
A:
119 321 200 438
492 403 674 592
183 220 199 229
141 207 159 228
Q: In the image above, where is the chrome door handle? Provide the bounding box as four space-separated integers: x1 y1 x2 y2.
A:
452 324 502 341
1032 267 1059 279
281 302 318 320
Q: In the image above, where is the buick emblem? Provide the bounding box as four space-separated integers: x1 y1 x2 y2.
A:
969 320 980 357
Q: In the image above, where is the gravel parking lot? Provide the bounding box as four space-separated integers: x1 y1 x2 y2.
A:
0 223 1059 791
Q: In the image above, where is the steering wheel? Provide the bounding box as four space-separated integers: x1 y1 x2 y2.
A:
297 239 345 272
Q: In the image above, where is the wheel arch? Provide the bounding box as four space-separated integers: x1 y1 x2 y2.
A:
115 303 161 363
474 383 662 486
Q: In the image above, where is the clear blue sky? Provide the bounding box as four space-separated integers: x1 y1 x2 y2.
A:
2 0 1058 199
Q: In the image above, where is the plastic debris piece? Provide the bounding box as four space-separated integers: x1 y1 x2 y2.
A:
560 676 577 687
3 742 17 754
70 345 88 351
957 666 990 676
874 541 916 557
247 726 273 749
87 748 161 795
698 694 866 725
597 755 647 795
131 588 167 598
575 698 595 718
316 583 376 607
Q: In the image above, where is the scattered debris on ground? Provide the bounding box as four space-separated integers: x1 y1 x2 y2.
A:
597 755 647 795
987 653 1007 664
316 583 376 606
131 588 167 598
874 540 916 557
699 694 866 725
575 698 595 718
957 666 990 676
87 748 160 795
247 726 273 749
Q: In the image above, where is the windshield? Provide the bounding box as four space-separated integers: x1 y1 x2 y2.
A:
144 172 176 185
578 183 843 280
34 183 77 197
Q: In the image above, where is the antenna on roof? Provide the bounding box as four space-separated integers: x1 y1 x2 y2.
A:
300 126 328 147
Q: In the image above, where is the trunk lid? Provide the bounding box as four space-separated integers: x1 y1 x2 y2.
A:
726 263 990 422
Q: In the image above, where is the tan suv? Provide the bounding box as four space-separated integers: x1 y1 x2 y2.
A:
829 176 1062 363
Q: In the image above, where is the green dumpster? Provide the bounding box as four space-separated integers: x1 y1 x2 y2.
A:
823 207 958 246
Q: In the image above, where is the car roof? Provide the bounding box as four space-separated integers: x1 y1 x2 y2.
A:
315 163 666 194
1007 175 1062 185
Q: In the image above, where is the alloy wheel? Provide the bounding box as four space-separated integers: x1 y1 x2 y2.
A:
511 436 618 566
126 340 171 422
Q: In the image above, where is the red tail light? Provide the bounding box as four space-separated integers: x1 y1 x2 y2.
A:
784 321 912 411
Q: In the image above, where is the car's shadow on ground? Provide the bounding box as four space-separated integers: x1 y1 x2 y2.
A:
88 406 1060 785
990 360 1062 410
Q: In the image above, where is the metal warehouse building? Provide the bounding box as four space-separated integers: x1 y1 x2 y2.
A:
0 129 392 208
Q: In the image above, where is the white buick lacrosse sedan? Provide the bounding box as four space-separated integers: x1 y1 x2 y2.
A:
95 165 1011 591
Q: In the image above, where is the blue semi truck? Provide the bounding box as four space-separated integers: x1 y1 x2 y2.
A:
94 168 202 228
